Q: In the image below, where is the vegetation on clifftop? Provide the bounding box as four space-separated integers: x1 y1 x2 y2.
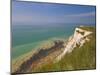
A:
32 26 96 72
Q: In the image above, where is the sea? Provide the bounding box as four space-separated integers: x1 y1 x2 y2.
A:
12 24 95 59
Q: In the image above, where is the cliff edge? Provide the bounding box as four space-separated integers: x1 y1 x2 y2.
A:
56 26 93 61
12 26 95 74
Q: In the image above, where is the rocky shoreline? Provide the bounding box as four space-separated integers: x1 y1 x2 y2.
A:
13 40 65 74
12 26 93 74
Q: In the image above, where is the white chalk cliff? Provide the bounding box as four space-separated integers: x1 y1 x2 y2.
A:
56 27 93 62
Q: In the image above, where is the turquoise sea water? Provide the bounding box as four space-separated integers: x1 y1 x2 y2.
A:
12 24 80 59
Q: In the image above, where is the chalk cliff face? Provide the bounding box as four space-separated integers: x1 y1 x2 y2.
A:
12 26 94 74
56 27 93 61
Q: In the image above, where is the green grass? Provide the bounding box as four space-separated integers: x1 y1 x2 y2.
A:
33 26 96 72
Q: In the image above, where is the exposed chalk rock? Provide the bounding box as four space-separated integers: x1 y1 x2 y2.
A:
55 27 92 62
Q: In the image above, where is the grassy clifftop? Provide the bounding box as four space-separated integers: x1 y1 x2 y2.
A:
33 26 96 72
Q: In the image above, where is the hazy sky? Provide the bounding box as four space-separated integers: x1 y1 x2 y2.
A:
12 0 96 25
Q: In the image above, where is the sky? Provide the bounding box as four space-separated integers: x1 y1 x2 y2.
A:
12 0 96 25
